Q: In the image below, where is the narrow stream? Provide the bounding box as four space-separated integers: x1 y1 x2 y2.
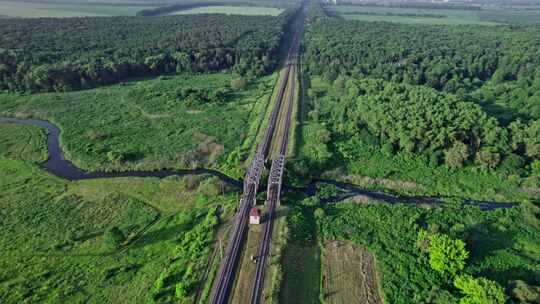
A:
303 179 515 210
1 117 516 209
0 117 242 187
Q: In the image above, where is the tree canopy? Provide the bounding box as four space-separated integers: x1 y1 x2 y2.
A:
0 10 297 92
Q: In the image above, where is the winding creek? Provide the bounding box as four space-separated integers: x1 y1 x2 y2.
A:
1 117 516 209
0 117 242 187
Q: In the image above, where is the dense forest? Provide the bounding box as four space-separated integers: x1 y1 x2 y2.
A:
303 20 540 122
0 11 295 92
301 19 540 180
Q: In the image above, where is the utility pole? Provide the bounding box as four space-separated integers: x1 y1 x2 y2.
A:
219 236 223 260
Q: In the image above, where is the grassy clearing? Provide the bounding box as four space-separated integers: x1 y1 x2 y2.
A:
169 6 283 16
279 201 321 304
0 73 276 173
0 126 240 303
322 240 383 304
280 243 320 304
0 122 47 162
328 5 499 25
0 0 154 17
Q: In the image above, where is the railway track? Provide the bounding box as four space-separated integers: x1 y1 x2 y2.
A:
249 15 303 304
209 13 302 303
249 63 297 304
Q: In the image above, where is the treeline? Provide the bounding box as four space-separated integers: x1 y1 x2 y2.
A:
338 11 447 18
303 20 540 122
0 12 295 92
332 2 482 10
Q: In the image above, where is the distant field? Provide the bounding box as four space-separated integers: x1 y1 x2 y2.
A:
478 9 540 24
169 5 284 16
328 5 503 25
0 0 155 17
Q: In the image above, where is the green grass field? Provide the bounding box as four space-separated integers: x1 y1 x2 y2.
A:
328 5 502 25
0 0 155 17
0 123 47 162
0 73 277 173
169 6 283 16
280 243 321 304
0 123 239 303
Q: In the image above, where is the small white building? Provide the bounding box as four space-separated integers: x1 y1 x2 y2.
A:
249 207 261 225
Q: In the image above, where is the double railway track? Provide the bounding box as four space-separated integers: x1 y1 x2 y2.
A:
209 8 303 304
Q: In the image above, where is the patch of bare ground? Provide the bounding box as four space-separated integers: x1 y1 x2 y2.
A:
521 187 540 196
177 132 224 168
323 170 425 193
140 110 171 119
323 240 383 304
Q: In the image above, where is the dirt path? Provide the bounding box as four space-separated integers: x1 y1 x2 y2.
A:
323 240 383 304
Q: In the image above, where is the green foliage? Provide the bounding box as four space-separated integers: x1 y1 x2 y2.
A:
426 233 469 276
304 19 540 122
102 226 126 250
0 156 235 303
454 275 506 304
510 280 540 303
313 208 325 222
0 122 48 162
0 72 275 172
445 142 470 169
231 76 248 90
0 13 292 92
299 73 538 200
318 202 539 303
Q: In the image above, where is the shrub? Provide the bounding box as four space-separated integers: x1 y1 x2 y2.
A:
445 142 470 169
102 226 125 250
231 77 247 90
510 280 540 303
454 275 506 304
427 233 468 276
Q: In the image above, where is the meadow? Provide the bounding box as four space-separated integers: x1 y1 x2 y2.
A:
0 122 240 303
0 72 278 173
0 123 47 162
0 0 154 17
169 5 284 16
326 5 540 25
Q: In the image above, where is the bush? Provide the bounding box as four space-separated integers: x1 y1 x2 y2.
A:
510 280 540 303
102 227 125 250
427 233 468 276
454 275 506 304
475 149 501 169
231 77 247 90
445 142 470 169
